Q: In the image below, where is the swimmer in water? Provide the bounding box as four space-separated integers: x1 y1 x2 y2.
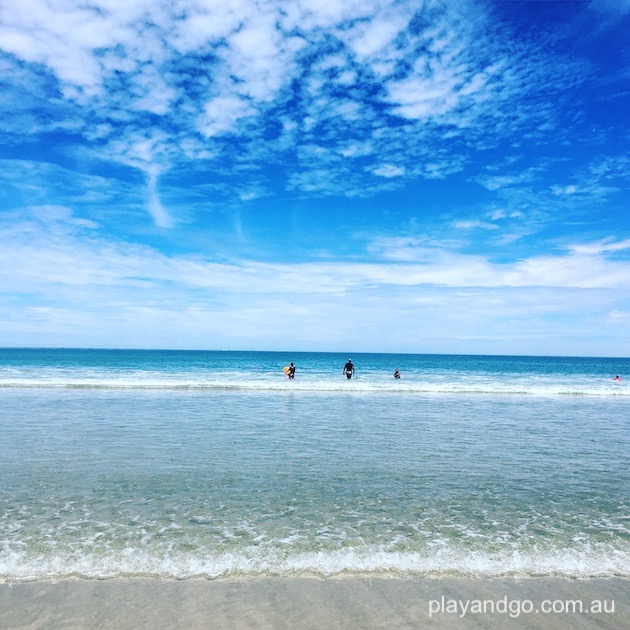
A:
343 358 355 379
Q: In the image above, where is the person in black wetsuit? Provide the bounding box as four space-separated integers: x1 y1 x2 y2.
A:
343 358 355 379
288 362 296 379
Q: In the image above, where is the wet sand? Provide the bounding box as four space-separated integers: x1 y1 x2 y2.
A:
0 576 627 629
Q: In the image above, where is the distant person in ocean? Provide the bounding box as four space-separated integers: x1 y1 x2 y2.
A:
288 362 295 379
343 358 355 379
394 369 400 379
613 375 621 381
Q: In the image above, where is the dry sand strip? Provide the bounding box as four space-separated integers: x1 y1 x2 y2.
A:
0 576 627 630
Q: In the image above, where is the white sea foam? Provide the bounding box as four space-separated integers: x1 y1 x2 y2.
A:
1 544 629 582
0 373 627 397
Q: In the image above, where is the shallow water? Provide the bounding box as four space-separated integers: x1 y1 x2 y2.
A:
0 349 628 580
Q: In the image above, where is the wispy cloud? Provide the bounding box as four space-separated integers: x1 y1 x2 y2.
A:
373 164 406 178
476 171 538 192
453 220 499 231
4 214 628 295
2 212 628 352
568 238 630 256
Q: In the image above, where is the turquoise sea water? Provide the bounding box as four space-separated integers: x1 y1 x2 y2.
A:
0 349 628 580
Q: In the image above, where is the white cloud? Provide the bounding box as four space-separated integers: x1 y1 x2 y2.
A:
1 213 629 353
373 164 406 178
198 95 255 137
339 142 373 158
453 220 499 231
28 205 98 229
477 173 535 191
367 236 443 263
3 215 629 301
279 0 383 32
169 1 243 52
380 6 509 127
489 209 507 220
567 239 630 256
130 65 178 115
500 253 629 290
552 184 578 196
147 174 173 228
341 5 412 60
227 21 292 101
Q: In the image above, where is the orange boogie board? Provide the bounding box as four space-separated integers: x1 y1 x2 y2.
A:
283 366 291 376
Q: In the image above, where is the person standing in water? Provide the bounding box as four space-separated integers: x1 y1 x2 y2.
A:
343 358 355 379
394 369 400 379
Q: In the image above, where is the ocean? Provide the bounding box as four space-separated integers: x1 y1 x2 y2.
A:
0 348 628 581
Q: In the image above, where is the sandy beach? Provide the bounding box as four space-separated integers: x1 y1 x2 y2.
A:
0 576 627 629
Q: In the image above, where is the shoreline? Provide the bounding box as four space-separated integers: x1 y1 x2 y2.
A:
1 576 627 629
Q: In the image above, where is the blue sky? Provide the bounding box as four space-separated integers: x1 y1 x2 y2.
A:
1 0 629 356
